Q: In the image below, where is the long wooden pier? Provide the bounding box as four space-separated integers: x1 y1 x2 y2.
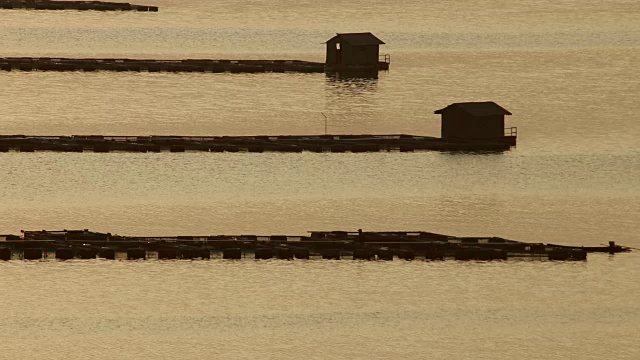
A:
0 57 325 74
0 134 516 153
0 229 630 261
0 0 158 11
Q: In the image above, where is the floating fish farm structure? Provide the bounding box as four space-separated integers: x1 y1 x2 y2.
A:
0 32 390 74
0 229 630 261
0 102 520 152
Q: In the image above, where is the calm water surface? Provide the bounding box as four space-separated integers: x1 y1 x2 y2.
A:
1 0 639 358
1 257 640 359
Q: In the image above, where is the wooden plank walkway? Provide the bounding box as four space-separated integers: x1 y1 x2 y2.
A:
0 57 325 73
0 0 158 11
0 134 515 152
0 229 631 261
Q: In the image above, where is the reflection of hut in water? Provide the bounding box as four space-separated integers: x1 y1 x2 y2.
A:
326 71 380 81
434 102 517 145
325 32 389 72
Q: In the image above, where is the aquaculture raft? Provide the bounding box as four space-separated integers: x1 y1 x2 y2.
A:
0 229 630 261
0 57 325 73
0 134 516 153
0 0 158 11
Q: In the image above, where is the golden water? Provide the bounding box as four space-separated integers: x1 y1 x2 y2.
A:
0 0 639 358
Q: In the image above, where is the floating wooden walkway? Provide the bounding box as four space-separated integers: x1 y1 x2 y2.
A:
0 0 158 11
0 134 516 153
0 229 630 261
0 57 325 74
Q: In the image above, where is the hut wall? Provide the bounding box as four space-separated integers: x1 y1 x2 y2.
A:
480 115 505 139
441 110 505 141
326 38 339 66
326 40 380 69
341 43 379 67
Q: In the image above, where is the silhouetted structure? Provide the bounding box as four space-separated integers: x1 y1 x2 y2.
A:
0 228 630 262
223 248 242 259
0 0 158 11
0 132 517 152
0 248 11 261
325 32 388 72
0 33 390 74
23 248 43 260
0 57 323 74
435 101 517 144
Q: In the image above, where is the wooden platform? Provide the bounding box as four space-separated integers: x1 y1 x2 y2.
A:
0 134 516 153
0 229 631 261
0 0 158 11
0 57 325 74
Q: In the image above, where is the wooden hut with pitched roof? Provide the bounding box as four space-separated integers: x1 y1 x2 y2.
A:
325 32 388 71
435 102 517 144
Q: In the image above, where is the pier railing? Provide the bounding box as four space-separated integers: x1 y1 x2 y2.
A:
505 127 517 137
377 54 390 70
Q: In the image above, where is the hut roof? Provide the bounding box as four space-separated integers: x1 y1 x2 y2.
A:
326 32 385 46
434 102 512 116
